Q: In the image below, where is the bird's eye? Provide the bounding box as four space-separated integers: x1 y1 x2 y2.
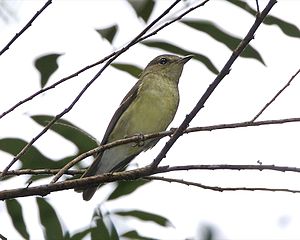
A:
159 58 168 65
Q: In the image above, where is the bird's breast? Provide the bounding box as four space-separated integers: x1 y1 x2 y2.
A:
109 78 179 141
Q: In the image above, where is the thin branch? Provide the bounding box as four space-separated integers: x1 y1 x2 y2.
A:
0 0 52 56
2 162 300 200
255 0 260 15
150 0 278 169
251 68 300 121
0 166 152 200
2 169 84 177
0 0 185 177
3 164 300 177
145 176 300 194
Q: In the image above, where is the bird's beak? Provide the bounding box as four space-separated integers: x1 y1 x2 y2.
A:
179 55 193 64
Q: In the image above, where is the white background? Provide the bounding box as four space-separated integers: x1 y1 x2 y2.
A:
0 0 300 239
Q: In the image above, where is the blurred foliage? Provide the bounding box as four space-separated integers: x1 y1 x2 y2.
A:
34 53 63 88
96 25 118 44
1 0 299 239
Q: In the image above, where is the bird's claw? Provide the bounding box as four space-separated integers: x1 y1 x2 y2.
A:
131 133 145 147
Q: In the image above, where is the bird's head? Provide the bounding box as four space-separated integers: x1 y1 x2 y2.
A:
142 54 193 84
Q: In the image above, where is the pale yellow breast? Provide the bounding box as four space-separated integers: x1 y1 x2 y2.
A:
109 73 179 142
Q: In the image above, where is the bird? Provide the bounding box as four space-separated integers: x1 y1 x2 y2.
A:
78 54 192 200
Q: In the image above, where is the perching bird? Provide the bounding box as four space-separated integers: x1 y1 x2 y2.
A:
79 54 192 200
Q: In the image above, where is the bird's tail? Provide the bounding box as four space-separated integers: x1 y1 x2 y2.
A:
74 153 105 201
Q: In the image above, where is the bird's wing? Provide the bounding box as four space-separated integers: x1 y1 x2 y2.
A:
100 80 141 145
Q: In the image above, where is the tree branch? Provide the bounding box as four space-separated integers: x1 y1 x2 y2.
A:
150 0 278 168
2 163 300 200
145 176 300 194
0 0 52 56
3 164 300 178
251 68 300 121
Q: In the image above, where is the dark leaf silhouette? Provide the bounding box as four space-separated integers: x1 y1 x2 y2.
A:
181 20 265 64
31 115 98 153
111 63 142 79
96 25 118 44
127 0 155 23
36 197 64 240
226 0 300 38
107 179 149 201
6 199 30 239
114 210 171 227
121 230 156 240
34 53 62 88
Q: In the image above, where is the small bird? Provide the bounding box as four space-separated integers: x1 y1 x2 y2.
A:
78 54 192 201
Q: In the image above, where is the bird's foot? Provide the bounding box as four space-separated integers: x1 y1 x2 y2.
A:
131 133 145 147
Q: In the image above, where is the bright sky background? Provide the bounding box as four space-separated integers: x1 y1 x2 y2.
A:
1 0 300 239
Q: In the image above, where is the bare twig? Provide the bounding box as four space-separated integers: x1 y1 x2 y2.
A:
150 0 278 169
3 164 300 177
145 176 300 194
2 162 300 200
0 0 52 56
0 0 184 177
251 68 300 122
256 0 260 15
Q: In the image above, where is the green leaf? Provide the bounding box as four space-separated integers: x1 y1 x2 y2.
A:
141 40 219 74
107 179 149 201
0 138 56 170
36 197 64 240
121 230 156 240
6 199 30 239
34 53 62 88
70 229 91 240
181 20 265 64
69 228 91 240
91 209 111 240
31 115 98 153
111 63 142 79
96 25 118 44
114 210 171 227
127 0 155 23
226 0 300 38
264 16 300 38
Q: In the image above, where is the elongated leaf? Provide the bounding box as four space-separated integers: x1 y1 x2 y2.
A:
36 197 64 240
127 0 155 23
6 199 30 239
226 0 300 38
69 228 91 240
96 25 118 44
0 138 56 170
122 230 156 240
181 20 265 64
31 115 98 153
91 208 111 240
107 179 149 201
141 40 219 74
34 53 62 88
114 210 171 227
111 63 142 79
